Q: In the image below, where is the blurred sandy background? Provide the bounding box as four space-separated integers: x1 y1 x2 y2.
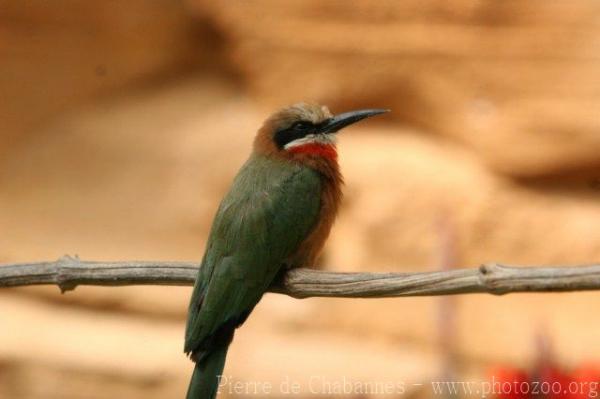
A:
1 1 600 398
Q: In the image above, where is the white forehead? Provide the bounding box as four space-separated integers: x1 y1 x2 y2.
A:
285 103 332 123
269 103 333 130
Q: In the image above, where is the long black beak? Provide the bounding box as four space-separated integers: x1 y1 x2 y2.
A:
319 108 390 134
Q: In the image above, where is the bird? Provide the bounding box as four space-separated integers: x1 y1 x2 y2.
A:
184 102 389 399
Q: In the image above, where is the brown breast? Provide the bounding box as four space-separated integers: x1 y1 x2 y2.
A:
286 153 343 269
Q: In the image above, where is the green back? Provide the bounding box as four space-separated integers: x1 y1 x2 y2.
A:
185 154 322 354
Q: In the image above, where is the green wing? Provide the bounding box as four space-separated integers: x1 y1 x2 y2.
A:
184 155 322 355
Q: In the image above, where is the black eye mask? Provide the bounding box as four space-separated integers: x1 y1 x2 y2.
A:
274 121 314 149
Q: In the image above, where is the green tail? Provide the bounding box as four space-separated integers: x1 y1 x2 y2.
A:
186 343 230 399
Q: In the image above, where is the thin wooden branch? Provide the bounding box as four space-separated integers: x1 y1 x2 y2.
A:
0 255 599 298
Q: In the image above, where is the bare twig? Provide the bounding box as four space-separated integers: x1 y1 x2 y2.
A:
1 255 599 298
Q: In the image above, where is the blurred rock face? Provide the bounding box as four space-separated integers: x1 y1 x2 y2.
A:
1 1 600 398
0 0 209 153
190 0 600 178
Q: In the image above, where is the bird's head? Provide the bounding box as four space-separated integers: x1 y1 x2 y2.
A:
254 103 389 162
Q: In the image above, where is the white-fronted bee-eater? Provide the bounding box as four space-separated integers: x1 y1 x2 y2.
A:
184 103 389 398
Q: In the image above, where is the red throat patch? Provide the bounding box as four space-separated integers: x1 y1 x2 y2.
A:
288 143 338 161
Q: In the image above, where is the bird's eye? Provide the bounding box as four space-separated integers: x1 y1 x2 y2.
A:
291 121 312 131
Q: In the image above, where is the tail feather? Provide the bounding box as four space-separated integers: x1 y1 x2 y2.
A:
186 343 230 399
